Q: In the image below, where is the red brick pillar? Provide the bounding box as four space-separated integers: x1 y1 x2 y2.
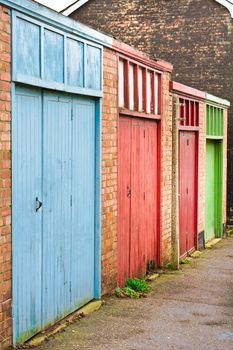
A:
0 5 12 349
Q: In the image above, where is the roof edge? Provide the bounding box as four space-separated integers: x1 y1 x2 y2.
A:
62 0 89 16
206 93 230 107
170 81 206 100
112 39 173 73
215 0 233 18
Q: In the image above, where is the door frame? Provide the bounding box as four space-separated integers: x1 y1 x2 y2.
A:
178 130 199 258
205 139 223 239
117 113 161 278
11 83 102 345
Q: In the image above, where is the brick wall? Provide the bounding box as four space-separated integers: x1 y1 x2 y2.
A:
71 0 233 222
0 5 11 349
160 73 173 264
101 48 118 295
198 101 206 235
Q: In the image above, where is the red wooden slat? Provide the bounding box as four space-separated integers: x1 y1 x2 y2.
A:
124 60 129 109
130 119 145 277
118 117 131 286
151 72 155 114
180 98 184 126
144 121 158 264
142 68 147 113
134 65 139 111
195 102 199 126
185 100 189 126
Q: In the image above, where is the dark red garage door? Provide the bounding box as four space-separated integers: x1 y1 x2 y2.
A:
118 117 158 286
179 131 197 257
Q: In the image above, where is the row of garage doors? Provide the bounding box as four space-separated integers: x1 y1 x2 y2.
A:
12 87 223 344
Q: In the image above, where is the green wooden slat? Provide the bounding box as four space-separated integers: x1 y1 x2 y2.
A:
206 104 224 137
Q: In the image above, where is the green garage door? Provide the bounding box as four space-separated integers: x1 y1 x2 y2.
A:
205 140 223 242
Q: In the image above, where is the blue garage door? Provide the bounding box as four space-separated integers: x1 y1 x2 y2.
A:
12 86 96 344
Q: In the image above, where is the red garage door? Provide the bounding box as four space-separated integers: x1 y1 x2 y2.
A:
118 117 158 286
179 131 197 257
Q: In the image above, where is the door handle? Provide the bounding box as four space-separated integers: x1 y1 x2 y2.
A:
36 197 43 212
127 186 131 198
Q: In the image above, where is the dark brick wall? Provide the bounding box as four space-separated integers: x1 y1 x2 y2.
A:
71 0 233 222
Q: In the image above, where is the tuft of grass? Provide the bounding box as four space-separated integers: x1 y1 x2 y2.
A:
126 278 150 294
115 278 150 299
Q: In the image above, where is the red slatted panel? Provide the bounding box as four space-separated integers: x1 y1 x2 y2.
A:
179 98 199 127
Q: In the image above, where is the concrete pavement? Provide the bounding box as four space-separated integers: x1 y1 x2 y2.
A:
35 237 233 350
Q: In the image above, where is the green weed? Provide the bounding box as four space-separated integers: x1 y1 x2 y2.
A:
115 278 150 299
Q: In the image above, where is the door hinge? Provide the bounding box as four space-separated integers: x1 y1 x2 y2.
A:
70 195 73 207
144 129 146 138
71 109 73 120
143 192 146 200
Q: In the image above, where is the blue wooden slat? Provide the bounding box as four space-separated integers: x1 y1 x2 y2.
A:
70 97 96 309
86 45 101 90
12 87 43 345
42 92 72 325
44 29 64 83
67 38 84 87
16 17 40 77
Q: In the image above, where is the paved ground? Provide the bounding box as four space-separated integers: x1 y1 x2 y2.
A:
36 238 233 350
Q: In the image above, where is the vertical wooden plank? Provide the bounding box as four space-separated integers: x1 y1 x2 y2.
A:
146 70 151 114
71 97 96 306
130 119 145 277
180 99 184 126
138 67 143 112
185 99 189 126
142 68 147 112
134 65 139 111
195 102 199 127
86 45 101 90
67 38 84 87
190 101 194 126
151 72 155 114
118 59 125 108
118 117 131 286
144 121 158 265
16 17 41 78
94 98 102 299
44 29 64 83
124 60 129 109
154 73 159 115
12 87 43 345
206 105 209 135
129 63 134 110
158 74 162 116
42 92 72 326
